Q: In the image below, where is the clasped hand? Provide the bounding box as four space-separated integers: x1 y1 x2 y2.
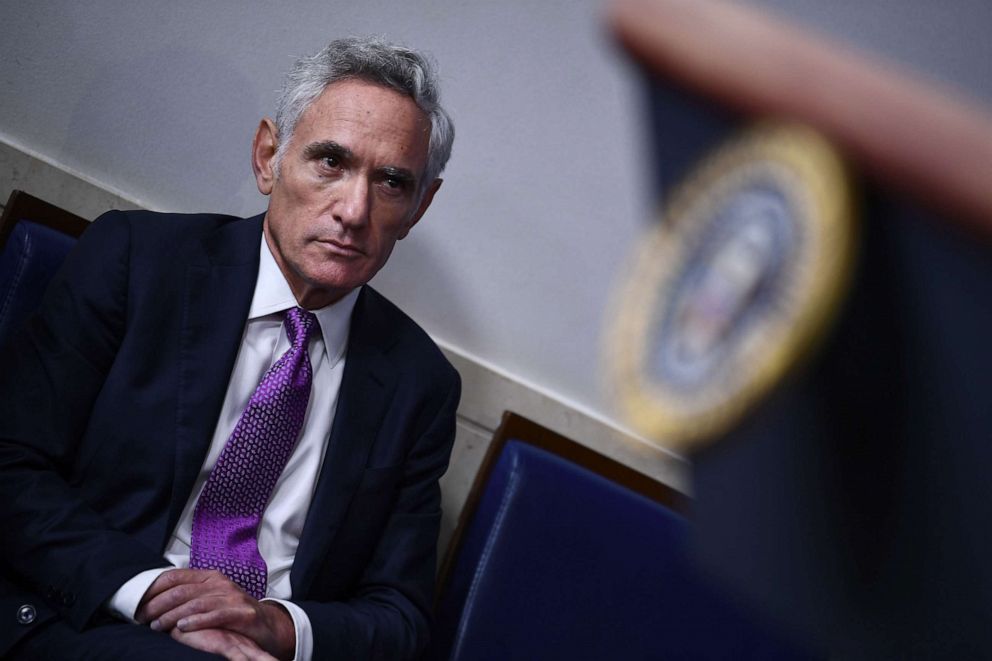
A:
136 569 295 661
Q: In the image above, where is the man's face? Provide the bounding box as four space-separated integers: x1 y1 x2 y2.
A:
253 79 440 309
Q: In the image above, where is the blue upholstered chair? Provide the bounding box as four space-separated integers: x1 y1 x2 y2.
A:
428 413 818 660
0 190 88 348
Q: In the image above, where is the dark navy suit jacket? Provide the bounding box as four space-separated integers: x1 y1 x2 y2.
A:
0 210 460 659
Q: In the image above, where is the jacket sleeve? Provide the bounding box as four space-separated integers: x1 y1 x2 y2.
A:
0 212 170 651
297 368 460 660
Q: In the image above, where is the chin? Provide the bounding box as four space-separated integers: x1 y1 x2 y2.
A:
307 272 364 295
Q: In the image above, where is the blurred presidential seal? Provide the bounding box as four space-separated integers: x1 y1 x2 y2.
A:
607 123 856 451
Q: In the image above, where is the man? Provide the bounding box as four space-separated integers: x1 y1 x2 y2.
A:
0 36 459 660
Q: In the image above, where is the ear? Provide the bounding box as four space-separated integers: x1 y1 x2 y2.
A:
252 118 279 195
399 178 443 240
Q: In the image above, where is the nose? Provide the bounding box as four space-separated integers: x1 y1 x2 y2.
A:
333 175 371 229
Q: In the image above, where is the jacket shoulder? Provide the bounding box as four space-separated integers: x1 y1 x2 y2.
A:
86 209 263 268
359 286 459 387
90 209 247 241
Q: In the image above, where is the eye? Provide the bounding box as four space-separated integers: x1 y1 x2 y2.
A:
379 170 413 196
322 155 341 169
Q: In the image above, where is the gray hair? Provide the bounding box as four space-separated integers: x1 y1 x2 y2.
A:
273 36 454 191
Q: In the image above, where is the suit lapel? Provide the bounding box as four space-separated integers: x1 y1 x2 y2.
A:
167 214 263 535
291 287 399 595
164 221 402 591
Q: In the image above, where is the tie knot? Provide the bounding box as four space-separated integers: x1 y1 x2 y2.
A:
285 307 318 348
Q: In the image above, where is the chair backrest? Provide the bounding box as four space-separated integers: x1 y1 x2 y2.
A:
0 190 89 347
428 413 816 660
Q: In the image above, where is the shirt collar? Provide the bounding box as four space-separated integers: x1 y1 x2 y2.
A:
249 234 359 367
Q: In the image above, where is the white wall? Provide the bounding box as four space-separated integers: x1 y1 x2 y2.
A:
1 0 989 445
0 0 652 434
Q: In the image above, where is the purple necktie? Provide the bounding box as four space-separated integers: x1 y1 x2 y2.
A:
190 307 317 599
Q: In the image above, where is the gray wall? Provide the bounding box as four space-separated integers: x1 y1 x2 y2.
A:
747 0 992 104
1 0 989 447
0 0 651 433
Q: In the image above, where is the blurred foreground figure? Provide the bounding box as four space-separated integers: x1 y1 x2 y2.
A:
607 0 992 657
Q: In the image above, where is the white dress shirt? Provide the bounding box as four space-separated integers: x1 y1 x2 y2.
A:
107 233 359 661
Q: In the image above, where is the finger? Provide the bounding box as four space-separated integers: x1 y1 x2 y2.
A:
137 569 224 622
174 605 259 633
151 595 227 631
173 601 292 659
152 584 256 632
153 587 255 632
136 568 188 622
232 643 278 661
171 627 232 657
171 627 277 661
145 583 216 625
145 575 244 624
145 568 215 598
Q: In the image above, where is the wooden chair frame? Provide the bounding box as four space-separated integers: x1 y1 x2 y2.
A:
435 411 688 607
0 190 89 250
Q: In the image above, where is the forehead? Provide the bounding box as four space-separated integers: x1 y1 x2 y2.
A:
291 79 431 167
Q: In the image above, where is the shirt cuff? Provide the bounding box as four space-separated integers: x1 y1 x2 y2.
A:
262 598 312 661
106 566 175 623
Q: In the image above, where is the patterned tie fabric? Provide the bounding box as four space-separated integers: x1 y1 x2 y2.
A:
190 307 317 599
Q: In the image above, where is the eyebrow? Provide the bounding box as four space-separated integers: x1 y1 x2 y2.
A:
302 140 419 188
303 140 353 162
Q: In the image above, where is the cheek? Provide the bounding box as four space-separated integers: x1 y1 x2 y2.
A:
281 208 320 246
274 169 322 216
372 237 400 267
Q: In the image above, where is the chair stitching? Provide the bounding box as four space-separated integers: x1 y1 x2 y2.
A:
0 230 32 325
451 451 522 659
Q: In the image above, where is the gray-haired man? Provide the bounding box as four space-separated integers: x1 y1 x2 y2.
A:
0 37 459 660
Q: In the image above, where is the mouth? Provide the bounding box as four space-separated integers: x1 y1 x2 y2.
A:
317 239 366 257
